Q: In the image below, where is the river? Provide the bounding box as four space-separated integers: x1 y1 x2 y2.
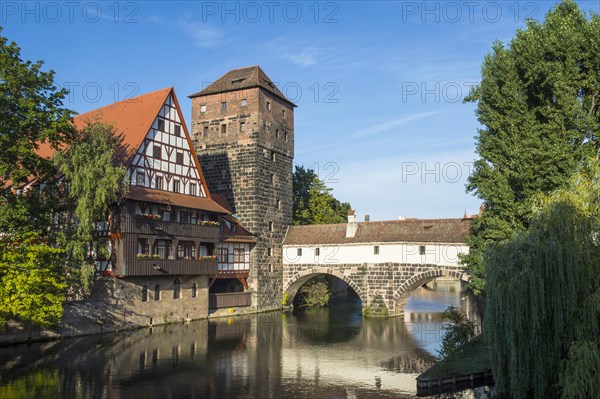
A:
0 280 489 399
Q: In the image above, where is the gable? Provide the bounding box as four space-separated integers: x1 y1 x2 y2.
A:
128 92 208 198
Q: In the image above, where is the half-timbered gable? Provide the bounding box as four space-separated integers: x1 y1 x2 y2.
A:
129 92 207 198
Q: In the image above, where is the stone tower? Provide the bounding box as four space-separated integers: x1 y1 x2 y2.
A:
189 66 295 310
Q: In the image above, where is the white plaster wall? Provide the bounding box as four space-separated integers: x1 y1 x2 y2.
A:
283 242 468 266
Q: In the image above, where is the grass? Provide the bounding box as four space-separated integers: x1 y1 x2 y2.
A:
420 334 491 379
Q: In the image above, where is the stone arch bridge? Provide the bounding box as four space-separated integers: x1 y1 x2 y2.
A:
282 263 469 316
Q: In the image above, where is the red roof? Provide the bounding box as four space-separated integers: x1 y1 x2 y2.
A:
37 87 172 163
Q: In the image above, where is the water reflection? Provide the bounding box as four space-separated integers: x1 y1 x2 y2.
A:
0 279 483 399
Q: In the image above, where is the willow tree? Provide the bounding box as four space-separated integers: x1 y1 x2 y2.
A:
485 160 600 398
463 0 600 294
54 122 127 298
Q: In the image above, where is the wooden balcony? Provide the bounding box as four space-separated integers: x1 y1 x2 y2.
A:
122 215 219 240
125 258 217 276
209 292 252 309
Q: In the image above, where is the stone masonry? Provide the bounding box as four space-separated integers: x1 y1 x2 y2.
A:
189 67 295 310
282 263 469 316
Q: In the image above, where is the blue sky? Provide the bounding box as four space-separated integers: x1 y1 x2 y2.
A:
3 1 598 220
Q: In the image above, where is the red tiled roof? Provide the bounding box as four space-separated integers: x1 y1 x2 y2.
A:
36 88 172 162
124 186 228 214
283 218 472 246
188 65 296 107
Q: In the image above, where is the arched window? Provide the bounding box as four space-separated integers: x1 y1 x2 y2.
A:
173 279 181 299
154 284 160 301
142 285 148 302
191 283 197 298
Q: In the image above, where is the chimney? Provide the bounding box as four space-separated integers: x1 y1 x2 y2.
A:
346 210 358 238
364 214 370 222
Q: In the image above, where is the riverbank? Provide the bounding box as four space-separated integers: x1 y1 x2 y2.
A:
416 334 493 396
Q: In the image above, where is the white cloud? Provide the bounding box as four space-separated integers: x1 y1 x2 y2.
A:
177 19 223 48
349 110 449 139
281 47 320 67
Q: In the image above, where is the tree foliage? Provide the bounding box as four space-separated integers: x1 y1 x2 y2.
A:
438 306 477 360
485 159 600 398
0 27 75 187
296 275 330 308
293 165 351 225
0 233 67 327
462 0 600 294
53 122 127 298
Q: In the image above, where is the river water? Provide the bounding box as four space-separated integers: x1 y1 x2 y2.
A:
0 280 488 399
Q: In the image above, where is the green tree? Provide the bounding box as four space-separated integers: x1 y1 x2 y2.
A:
0 233 67 327
463 0 599 294
0 27 75 188
293 165 351 225
485 159 600 398
53 122 127 298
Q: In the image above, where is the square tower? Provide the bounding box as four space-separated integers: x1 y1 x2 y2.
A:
189 66 295 310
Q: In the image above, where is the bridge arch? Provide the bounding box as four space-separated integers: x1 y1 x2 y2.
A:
393 267 470 309
283 267 366 307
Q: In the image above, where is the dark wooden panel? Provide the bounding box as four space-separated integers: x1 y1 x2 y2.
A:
209 292 252 308
126 258 218 276
121 215 219 240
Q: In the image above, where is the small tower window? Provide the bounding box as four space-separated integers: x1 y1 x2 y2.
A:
154 284 161 301
267 247 272 256
282 109 286 118
271 151 276 161
241 99 247 107
275 129 279 139
221 101 227 111
203 126 209 135
221 124 227 134
269 221 274 232
240 121 246 133
277 199 281 209
284 132 288 142
266 101 271 110
200 105 206 113
142 285 148 302
271 174 275 184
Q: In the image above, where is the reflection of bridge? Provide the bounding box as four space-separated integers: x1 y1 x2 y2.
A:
282 216 472 316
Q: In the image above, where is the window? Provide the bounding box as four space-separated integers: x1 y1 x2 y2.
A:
142 285 148 302
240 121 246 133
136 171 145 186
282 109 286 118
189 183 196 196
180 210 190 224
275 129 279 139
268 221 274 232
138 238 150 255
234 248 245 262
153 145 161 159
174 125 181 136
176 152 184 165
200 104 206 113
191 283 197 298
374 245 380 255
297 248 302 256
419 245 426 255
159 205 172 221
203 126 209 135
218 247 229 263
155 176 163 190
284 132 288 142
241 99 247 107
266 101 271 110
153 240 173 259
221 124 227 134
157 118 165 131
277 199 281 209
267 247 272 257
269 264 273 273
271 152 276 161
271 174 275 184
221 101 227 111
173 179 180 193
154 284 160 301
315 248 320 256
173 279 181 299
